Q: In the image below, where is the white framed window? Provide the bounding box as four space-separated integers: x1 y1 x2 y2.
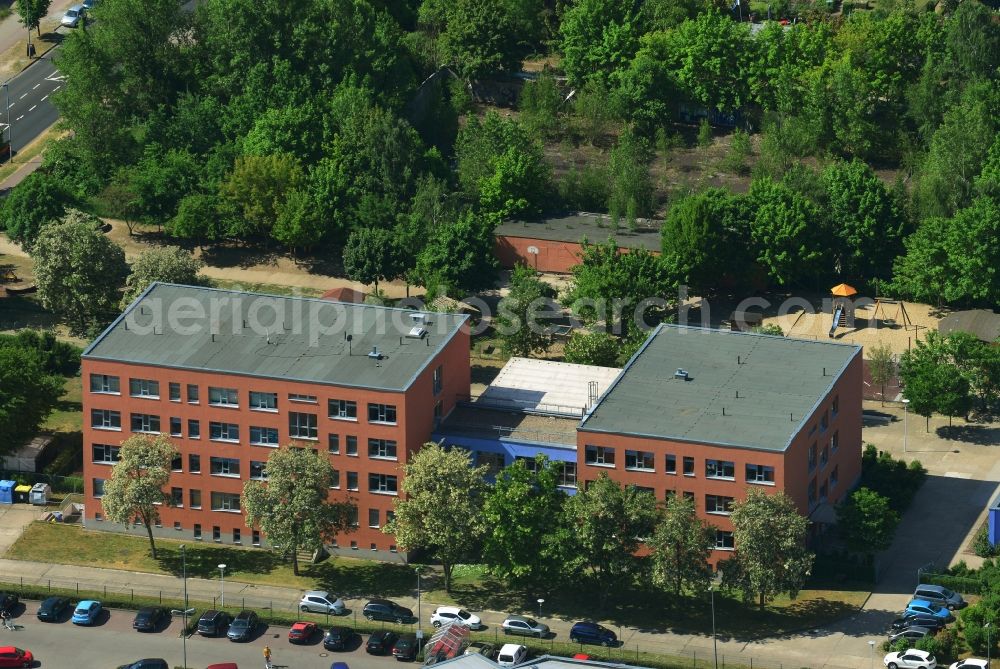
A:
346 435 358 456
169 417 182 437
367 403 397 424
624 450 654 471
289 412 317 440
369 473 398 495
89 374 120 394
368 508 380 528
210 456 241 477
683 456 695 476
705 460 735 480
208 387 239 407
209 422 239 442
186 384 199 404
330 469 341 489
91 444 119 464
91 409 121 430
189 489 202 509
433 365 443 395
706 495 734 515
288 393 317 404
558 462 577 488
210 491 241 511
169 382 181 402
584 445 615 467
329 399 357 420
328 434 340 454
249 391 277 411
170 487 183 506
189 454 201 473
347 471 358 491
188 419 200 439
249 461 267 480
715 530 734 550
368 439 397 460
249 426 279 446
746 464 775 484
129 378 160 398
92 478 106 498
130 413 161 434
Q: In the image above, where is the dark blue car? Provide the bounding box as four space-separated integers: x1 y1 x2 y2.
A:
569 621 617 646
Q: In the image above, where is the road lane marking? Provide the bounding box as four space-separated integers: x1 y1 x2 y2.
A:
28 105 36 112
15 115 23 121
53 86 61 92
19 93 26 99
32 84 40 90
41 95 48 101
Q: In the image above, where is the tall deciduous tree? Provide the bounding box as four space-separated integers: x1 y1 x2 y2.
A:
342 227 401 295
242 445 356 576
496 264 555 357
413 210 498 295
15 0 52 37
868 342 895 407
721 489 814 608
439 0 531 81
384 443 488 591
663 11 751 113
481 456 572 594
837 487 899 557
221 153 304 239
561 473 660 607
101 434 177 559
0 171 70 251
748 176 824 286
31 217 129 336
121 246 204 308
562 331 622 367
649 494 715 597
0 346 63 457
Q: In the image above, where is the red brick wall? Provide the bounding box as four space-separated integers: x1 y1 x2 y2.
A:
495 236 585 274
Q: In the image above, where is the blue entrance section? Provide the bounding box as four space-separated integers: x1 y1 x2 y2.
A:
990 491 1000 547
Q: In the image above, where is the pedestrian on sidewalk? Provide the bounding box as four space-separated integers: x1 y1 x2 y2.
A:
1 611 12 630
263 644 272 669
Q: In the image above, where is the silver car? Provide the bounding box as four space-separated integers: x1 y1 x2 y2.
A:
61 4 84 27
299 590 345 615
501 614 549 638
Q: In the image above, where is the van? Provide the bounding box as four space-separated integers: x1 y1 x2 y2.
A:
913 585 966 611
497 644 528 667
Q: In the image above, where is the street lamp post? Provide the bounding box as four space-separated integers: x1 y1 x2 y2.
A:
537 598 544 619
986 622 992 666
218 563 227 608
2 81 9 165
710 586 718 669
415 567 423 654
902 398 910 453
170 545 195 669
868 640 875 669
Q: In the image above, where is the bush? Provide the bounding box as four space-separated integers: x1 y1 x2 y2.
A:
921 573 985 596
859 444 927 512
721 130 752 174
558 164 610 212
0 330 82 376
973 524 998 558
697 118 713 147
916 629 956 662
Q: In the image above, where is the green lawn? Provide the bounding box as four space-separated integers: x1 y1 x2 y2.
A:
209 278 324 298
41 375 83 433
7 522 869 640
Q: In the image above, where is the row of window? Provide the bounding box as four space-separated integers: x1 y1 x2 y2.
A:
807 432 840 473
90 375 408 426
91 480 241 511
583 446 775 484
478 453 578 487
807 466 840 506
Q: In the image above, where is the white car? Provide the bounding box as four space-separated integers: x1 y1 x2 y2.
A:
949 661 989 669
60 4 84 27
497 643 528 667
430 606 484 630
299 590 345 614
885 649 937 669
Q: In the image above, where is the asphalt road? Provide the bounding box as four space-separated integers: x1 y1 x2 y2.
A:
1 46 63 154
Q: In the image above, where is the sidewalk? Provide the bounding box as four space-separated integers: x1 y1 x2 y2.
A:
0 555 872 669
0 1 75 81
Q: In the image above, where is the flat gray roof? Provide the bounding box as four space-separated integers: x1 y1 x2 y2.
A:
83 283 468 392
437 405 580 446
580 325 861 451
495 213 661 252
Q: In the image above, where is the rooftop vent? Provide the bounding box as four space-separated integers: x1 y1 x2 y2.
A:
368 346 383 360
410 312 430 324
674 368 689 380
407 326 428 339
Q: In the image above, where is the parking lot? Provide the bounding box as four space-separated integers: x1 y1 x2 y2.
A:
1 599 428 669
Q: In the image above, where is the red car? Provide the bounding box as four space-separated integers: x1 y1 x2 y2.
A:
0 646 33 668
288 621 318 644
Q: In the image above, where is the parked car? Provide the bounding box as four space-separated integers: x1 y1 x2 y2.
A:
569 621 617 646
363 599 412 624
324 625 358 651
37 596 70 622
501 615 549 638
300 590 346 615
197 610 232 637
949 660 989 669
888 627 934 644
227 610 259 642
331 663 350 669
913 585 966 611
71 600 102 625
0 593 18 615
116 661 169 669
132 607 169 632
206 665 239 669
884 649 937 669
0 646 34 668
497 643 528 667
392 633 418 661
60 4 84 27
431 606 484 630
465 642 497 659
367 630 399 655
904 600 954 622
81 0 98 8
289 621 319 644
893 616 946 632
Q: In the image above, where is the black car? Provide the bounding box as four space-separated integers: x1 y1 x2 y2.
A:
367 630 400 655
392 633 418 661
37 596 71 622
227 610 259 642
324 625 358 651
894 615 946 631
888 626 934 643
116 660 169 669
133 606 170 632
0 592 19 615
363 599 413 624
570 621 618 646
197 609 232 637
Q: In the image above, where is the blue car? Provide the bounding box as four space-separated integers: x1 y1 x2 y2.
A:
569 621 618 646
904 599 954 622
72 600 102 625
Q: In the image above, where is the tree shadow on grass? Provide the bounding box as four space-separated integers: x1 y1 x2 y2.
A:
936 424 1000 446
155 544 284 579
309 560 417 599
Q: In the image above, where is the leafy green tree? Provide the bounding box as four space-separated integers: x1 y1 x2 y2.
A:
0 171 70 251
747 22 833 114
974 135 1000 201
519 72 565 139
614 30 680 131
101 434 177 559
413 210 498 294
384 443 488 591
868 342 896 407
836 487 899 556
115 148 202 227
897 332 976 429
935 364 973 426
748 176 824 286
663 11 751 113
945 0 1000 82
456 111 551 220
562 331 621 367
562 473 660 606
563 239 674 335
649 494 715 597
14 0 52 37
482 456 572 594
168 194 226 245
272 189 325 254
121 246 205 309
721 489 814 608
342 227 402 295
32 218 129 335
571 79 618 145
0 330 82 376
242 445 356 576
496 264 555 357
0 346 63 457
221 153 304 239
607 128 654 225
439 0 531 80
559 0 643 87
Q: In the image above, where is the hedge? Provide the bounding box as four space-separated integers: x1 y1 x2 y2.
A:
919 573 986 596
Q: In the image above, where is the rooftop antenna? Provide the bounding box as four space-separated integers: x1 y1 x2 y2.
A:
588 380 598 409
347 334 352 355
